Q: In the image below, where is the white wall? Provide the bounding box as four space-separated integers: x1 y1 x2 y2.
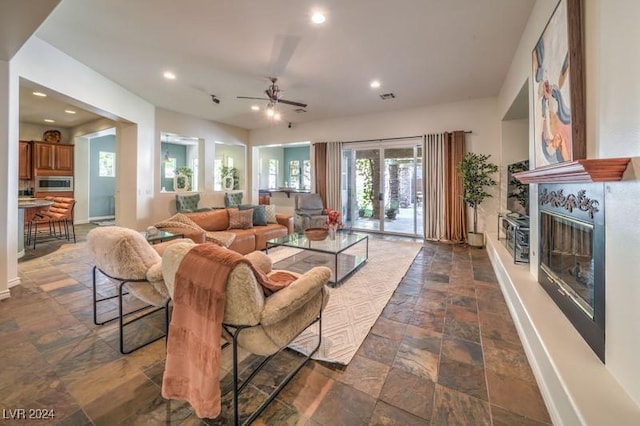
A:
19 122 71 144
493 0 640 422
0 58 19 298
250 97 502 234
592 0 640 405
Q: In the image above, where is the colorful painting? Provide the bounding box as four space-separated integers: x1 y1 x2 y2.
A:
532 0 584 167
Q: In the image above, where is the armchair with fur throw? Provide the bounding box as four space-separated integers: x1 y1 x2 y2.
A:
161 242 330 423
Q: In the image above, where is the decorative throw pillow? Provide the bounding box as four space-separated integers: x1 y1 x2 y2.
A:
227 208 253 230
264 204 277 224
239 204 267 226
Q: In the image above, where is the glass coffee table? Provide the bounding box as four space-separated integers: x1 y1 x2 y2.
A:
266 231 368 286
142 230 184 244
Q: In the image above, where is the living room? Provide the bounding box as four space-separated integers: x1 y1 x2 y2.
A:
1 0 640 424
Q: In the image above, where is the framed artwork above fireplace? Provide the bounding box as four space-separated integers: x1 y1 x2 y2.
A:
532 0 585 167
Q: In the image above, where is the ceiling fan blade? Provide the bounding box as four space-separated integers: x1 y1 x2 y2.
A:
278 99 307 108
237 96 270 101
269 35 301 76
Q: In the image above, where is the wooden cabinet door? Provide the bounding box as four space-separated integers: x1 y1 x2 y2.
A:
33 142 55 171
55 144 74 172
19 141 32 179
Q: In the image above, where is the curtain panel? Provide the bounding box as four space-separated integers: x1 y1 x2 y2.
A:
313 143 327 207
423 134 445 240
325 142 343 211
444 131 467 243
423 131 467 243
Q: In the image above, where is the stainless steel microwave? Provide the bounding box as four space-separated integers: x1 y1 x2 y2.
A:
35 176 74 192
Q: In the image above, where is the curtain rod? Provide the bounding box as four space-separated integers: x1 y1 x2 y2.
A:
343 131 472 144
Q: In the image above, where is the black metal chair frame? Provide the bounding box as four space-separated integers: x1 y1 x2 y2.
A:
92 266 170 354
221 306 323 426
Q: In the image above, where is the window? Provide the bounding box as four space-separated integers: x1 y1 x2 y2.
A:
164 157 176 179
161 132 200 192
98 151 115 177
302 160 311 189
268 159 279 189
289 160 300 189
215 143 245 191
192 158 199 191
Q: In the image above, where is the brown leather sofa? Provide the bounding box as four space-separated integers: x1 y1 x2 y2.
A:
159 208 293 255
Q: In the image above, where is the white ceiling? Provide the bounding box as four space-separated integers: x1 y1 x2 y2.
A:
20 0 535 130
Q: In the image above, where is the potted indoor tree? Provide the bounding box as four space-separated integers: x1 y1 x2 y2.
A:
457 152 498 247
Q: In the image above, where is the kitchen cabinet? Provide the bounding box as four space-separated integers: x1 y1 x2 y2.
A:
19 141 32 180
33 141 74 176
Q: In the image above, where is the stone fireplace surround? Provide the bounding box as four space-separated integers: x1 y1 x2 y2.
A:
485 157 638 425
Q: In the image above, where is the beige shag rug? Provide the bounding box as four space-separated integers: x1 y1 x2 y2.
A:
268 238 422 365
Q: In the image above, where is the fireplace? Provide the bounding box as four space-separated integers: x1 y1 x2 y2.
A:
538 183 605 361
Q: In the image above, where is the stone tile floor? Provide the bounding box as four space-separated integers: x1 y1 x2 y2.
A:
1 224 551 425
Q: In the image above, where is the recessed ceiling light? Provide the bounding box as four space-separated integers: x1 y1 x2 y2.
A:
370 80 381 88
163 71 176 80
64 109 76 114
311 12 326 24
251 105 260 111
44 119 55 123
33 91 47 97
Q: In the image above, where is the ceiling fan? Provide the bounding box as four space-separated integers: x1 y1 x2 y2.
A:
237 77 307 108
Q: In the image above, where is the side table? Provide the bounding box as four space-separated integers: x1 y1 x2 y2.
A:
497 213 530 264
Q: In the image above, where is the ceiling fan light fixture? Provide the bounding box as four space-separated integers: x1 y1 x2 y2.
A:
266 107 275 117
251 105 260 111
311 12 326 24
274 112 281 121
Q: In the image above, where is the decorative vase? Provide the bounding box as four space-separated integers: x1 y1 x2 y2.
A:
328 225 337 240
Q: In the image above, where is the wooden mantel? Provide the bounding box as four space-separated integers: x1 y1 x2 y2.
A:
513 158 631 184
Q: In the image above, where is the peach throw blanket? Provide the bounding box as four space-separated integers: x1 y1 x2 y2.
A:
161 244 295 419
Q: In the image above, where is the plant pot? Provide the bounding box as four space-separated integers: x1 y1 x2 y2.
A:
467 232 484 248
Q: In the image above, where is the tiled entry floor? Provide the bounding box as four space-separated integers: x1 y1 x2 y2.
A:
1 225 550 425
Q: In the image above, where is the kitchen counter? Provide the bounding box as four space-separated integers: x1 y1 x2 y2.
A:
18 198 54 258
259 188 310 198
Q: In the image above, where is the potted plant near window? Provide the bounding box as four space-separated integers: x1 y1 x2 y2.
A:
457 152 498 247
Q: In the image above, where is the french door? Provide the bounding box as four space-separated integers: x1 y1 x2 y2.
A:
342 139 423 237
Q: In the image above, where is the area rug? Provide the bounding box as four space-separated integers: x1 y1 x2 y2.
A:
268 238 422 365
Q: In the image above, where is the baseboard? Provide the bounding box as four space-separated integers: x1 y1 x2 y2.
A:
8 277 21 288
485 234 640 425
0 287 11 300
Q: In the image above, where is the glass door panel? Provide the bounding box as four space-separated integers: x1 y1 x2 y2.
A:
345 148 381 232
343 140 422 237
382 145 420 235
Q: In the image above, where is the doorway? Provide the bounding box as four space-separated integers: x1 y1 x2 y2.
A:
342 139 423 237
88 128 117 224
